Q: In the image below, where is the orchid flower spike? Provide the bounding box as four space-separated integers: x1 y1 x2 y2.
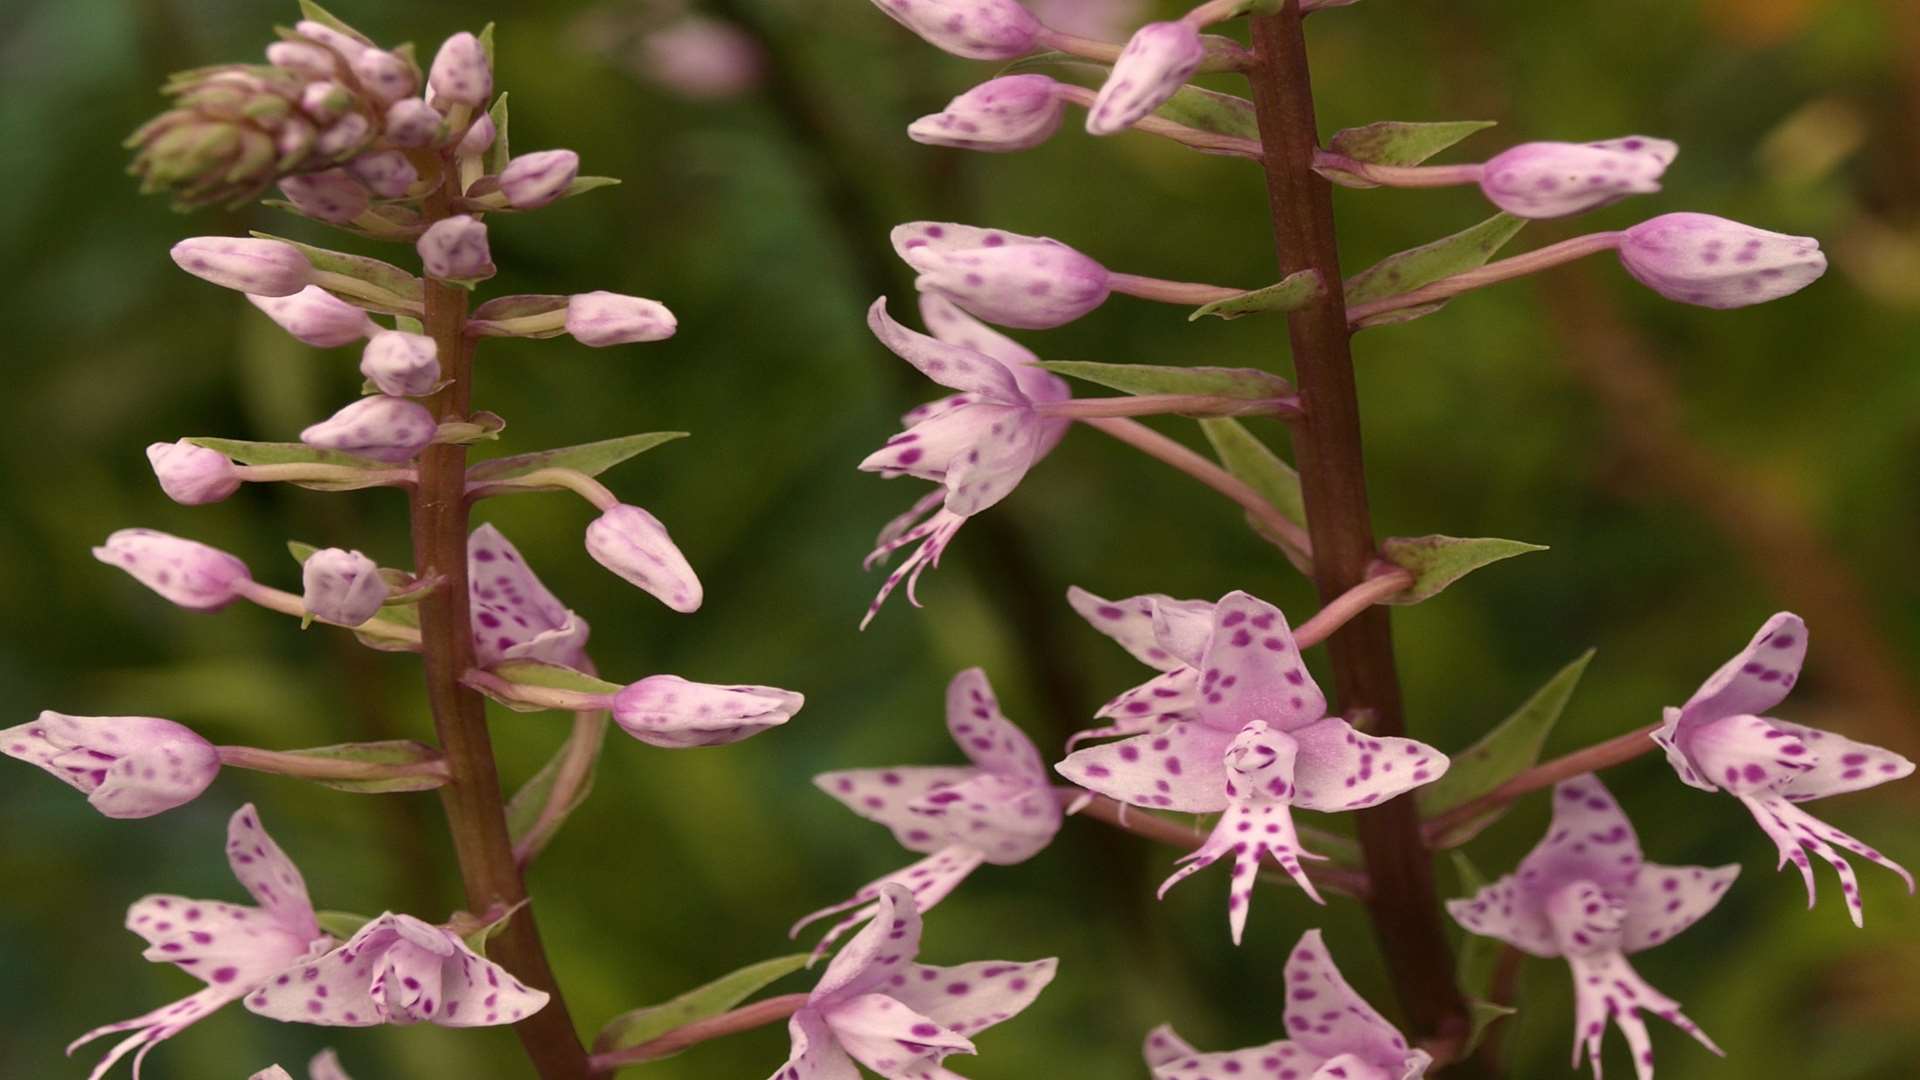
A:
892 221 1111 329
1147 930 1433 1080
1449 775 1736 1080
794 668 1067 958
769 885 1056 1080
301 548 389 627
69 805 332 1080
585 504 702 612
2 712 219 818
858 295 1069 627
250 1049 353 1080
1086 21 1205 136
245 912 548 1027
1057 589 1449 942
469 524 591 669
909 75 1068 153
300 396 437 463
93 528 252 611
1654 613 1914 925
1478 137 1677 219
247 286 377 348
146 440 241 505
867 0 1041 60
1617 213 1826 308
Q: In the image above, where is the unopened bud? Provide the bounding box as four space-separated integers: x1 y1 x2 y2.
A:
300 396 438 462
1478 137 1676 219
429 31 493 107
869 0 1040 60
585 505 702 612
146 440 241 506
1617 213 1826 309
267 40 338 79
416 215 496 282
247 285 377 347
385 99 443 148
347 150 419 198
611 676 802 748
1086 22 1204 136
92 528 252 611
500 150 580 210
170 237 313 296
301 547 389 626
278 168 370 224
893 221 1110 329
909 74 1065 153
352 49 418 104
360 331 441 396
565 291 677 346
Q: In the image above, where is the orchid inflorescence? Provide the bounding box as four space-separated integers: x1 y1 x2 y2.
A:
12 1 1911 1079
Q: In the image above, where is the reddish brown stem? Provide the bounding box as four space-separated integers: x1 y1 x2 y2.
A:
413 185 589 1078
1421 723 1661 846
1247 1 1470 1057
589 993 810 1072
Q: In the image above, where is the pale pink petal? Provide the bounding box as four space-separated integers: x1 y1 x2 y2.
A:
1055 719 1235 813
812 886 923 1004
1619 862 1741 953
906 773 1060 863
768 1009 861 1080
1141 1023 1201 1069
939 409 1045 518
1194 592 1327 734
1067 586 1199 673
1149 1041 1320 1080
1767 720 1916 801
867 298 1024 400
791 847 987 961
1282 929 1423 1074
814 767 984 852
823 992 974 1078
1736 792 1913 927
885 958 1057 1037
944 667 1046 781
1288 717 1448 813
225 805 320 942
1515 777 1644 895
1565 950 1720 1080
468 523 591 668
1444 875 1559 958
1677 612 1806 726
68 986 231 1080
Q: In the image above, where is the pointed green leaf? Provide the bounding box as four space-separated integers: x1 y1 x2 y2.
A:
477 22 496 66
1198 419 1305 528
287 540 320 564
1464 999 1517 1055
188 437 386 471
281 739 445 793
1421 651 1594 845
485 92 511 176
998 57 1258 138
1380 534 1546 605
468 432 689 484
1343 212 1527 326
1330 120 1495 167
557 176 621 201
507 714 608 862
315 909 373 939
251 231 423 303
594 954 812 1055
1450 849 1516 1054
1037 362 1291 400
460 900 527 958
1188 270 1324 321
492 661 623 696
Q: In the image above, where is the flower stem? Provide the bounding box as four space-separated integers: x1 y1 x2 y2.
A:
1053 84 1265 159
588 993 811 1072
1420 722 1661 847
1313 151 1484 188
232 580 422 647
216 745 450 783
463 668 613 712
231 462 416 486
1079 415 1314 562
1345 231 1623 326
516 709 609 869
1247 1 1470 1056
467 467 621 510
1108 271 1245 306
411 183 590 1078
1037 393 1301 420
1292 564 1412 648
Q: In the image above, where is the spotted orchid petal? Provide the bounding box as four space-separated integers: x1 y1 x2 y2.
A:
225 804 323 942
1619 862 1741 952
886 957 1057 1039
861 508 965 629
1565 949 1721 1080
1288 716 1448 813
868 298 1025 401
308 1049 353 1080
610 676 802 748
92 529 252 611
467 523 591 668
1768 720 1915 801
1734 791 1913 927
811 886 926 1004
768 1008 860 1080
1055 718 1236 813
891 223 1111 330
69 987 233 1080
1194 591 1328 734
860 401 1025 482
1066 585 1207 673
1149 1039 1318 1080
944 668 1045 782
822 993 976 1077
585 504 703 613
790 846 988 962
815 767 984 853
1282 930 1430 1078
1676 612 1807 728
2 712 220 819
1141 1023 1200 1069
1082 668 1198 749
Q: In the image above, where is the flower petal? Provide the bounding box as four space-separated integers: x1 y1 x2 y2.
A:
1283 929 1420 1072
1565 950 1720 1080
768 1008 861 1080
1149 1042 1320 1080
861 402 1016 482
309 1048 353 1080
824 993 974 1078
69 986 231 1080
1736 792 1913 927
1619 862 1740 953
1055 720 1235 813
1066 586 1200 673
940 408 1044 518
1141 1023 1201 1069
815 767 984 852
1766 720 1916 802
1678 612 1806 726
128 895 309 991
611 676 801 748
944 668 1045 781
225 805 320 942
862 509 966 629
1675 713 1814 795
468 523 591 668
867 298 1024 401
812 885 923 1005
1517 776 1643 895
1445 875 1558 958
245 921 390 1026
919 292 1037 368
885 958 1056 1037
1289 717 1448 812
1195 592 1327 734
791 846 987 962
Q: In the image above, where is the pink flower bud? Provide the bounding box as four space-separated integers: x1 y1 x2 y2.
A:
385 98 444 147
314 112 372 157
1478 136 1677 219
171 237 313 296
278 168 370 224
500 150 580 210
246 285 377 347
610 676 802 748
300 396 438 462
909 74 1066 153
1086 21 1204 136
267 40 338 79
146 439 241 505
458 113 497 158
416 215 495 282
1 711 220 818
347 149 419 198
301 547 389 626
870 0 1040 60
92 528 252 611
429 31 493 107
639 17 764 100
892 221 1110 329
352 49 418 104
299 81 353 124
564 291 677 346
1617 213 1826 309
360 331 441 396
295 20 370 61
585 505 702 612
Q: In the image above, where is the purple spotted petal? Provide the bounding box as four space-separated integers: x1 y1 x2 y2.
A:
860 400 1021 482
1141 1023 1199 1069
1618 213 1826 309
1066 585 1205 673
1282 930 1427 1076
1767 720 1915 801
609 675 801 748
1149 1040 1318 1080
1676 612 1807 728
908 74 1066 153
1515 775 1644 896
861 506 966 629
814 766 984 852
1734 791 1913 927
246 285 376 347
584 504 702 612
944 667 1046 781
1288 716 1448 813
1194 591 1327 734
309 1049 354 1080
769 1007 861 1080
225 804 322 942
1092 668 1198 728
467 523 591 668
1619 862 1740 952
2 711 220 818
821 992 975 1076
916 293 1070 415
1085 22 1205 137
867 297 1026 400
1477 137 1675 219
811 885 924 1005
866 0 1040 60
896 225 1111 330
790 846 986 961
885 957 1056 1038
69 986 236 1080
1564 949 1720 1080
92 528 252 611
1055 718 1235 813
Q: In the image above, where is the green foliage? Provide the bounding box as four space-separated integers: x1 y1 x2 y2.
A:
1187 270 1324 321
1344 213 1528 326
468 431 688 482
1421 651 1594 845
1037 361 1291 399
1380 534 1548 604
594 954 811 1056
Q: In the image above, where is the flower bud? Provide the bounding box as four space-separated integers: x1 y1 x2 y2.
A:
170 237 313 296
294 20 370 61
429 31 493 107
298 81 353 125
352 49 418 104
278 168 370 224
246 285 377 347
585 505 702 612
458 113 497 158
639 17 764 100
1477 136 1676 219
314 112 372 158
146 439 241 506
870 0 1040 60
360 331 442 396
1617 213 1826 309
267 40 338 79
92 528 252 611
347 149 419 198
909 75 1066 153
610 676 802 748
500 150 580 210
385 98 444 147
565 291 677 346
301 547 389 626
892 221 1110 329
1 711 221 819
300 396 438 462
416 215 495 282
1086 22 1204 136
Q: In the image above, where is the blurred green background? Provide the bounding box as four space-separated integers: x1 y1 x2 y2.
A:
2 0 1916 1077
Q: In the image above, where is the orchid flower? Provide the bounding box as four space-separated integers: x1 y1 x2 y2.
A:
1057 589 1448 941
69 805 332 1080
251 1049 352 1080
468 523 592 669
2 711 220 819
1654 612 1914 925
1144 929 1432 1080
245 912 549 1027
793 668 1068 958
1449 775 1734 1080
768 885 1055 1080
859 294 1069 627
